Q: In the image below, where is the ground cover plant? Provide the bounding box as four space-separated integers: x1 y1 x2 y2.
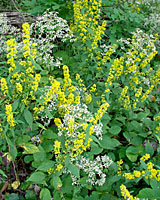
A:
0 0 160 199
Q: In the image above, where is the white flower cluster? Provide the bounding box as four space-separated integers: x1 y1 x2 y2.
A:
127 0 160 49
119 28 156 51
38 88 57 126
0 13 21 60
29 9 73 69
72 155 113 186
31 135 41 144
59 103 103 140
118 28 157 76
0 10 73 70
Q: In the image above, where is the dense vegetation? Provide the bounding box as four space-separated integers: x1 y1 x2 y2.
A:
0 0 160 199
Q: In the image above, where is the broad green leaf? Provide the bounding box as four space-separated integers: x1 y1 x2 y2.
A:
145 142 154 156
123 131 136 142
90 142 103 155
25 190 37 199
40 70 48 75
130 121 142 131
20 143 40 154
68 163 80 178
126 146 143 162
50 176 62 189
40 188 51 200
36 161 55 172
5 193 20 200
100 135 121 149
62 175 73 194
24 109 33 129
90 135 101 145
137 188 158 199
27 172 45 184
109 126 121 135
42 128 58 139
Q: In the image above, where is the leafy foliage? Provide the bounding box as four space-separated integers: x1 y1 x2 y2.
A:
0 0 160 199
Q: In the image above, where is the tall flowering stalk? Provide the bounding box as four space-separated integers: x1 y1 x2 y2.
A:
7 38 17 73
73 0 106 52
5 104 15 127
0 78 8 96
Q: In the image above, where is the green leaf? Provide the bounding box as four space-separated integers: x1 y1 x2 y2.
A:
40 188 51 200
123 132 136 142
20 143 40 154
36 122 46 130
0 169 7 178
131 120 142 131
90 142 103 155
50 176 62 189
62 175 73 194
87 28 95 34
85 123 92 143
145 142 154 157
12 99 19 111
126 146 143 162
100 135 121 149
27 172 45 184
29 56 42 70
65 155 70 167
68 163 80 178
25 190 37 200
42 128 58 139
36 160 55 172
40 70 48 75
109 126 121 135
137 188 158 199
8 139 17 161
5 193 20 200
24 109 33 130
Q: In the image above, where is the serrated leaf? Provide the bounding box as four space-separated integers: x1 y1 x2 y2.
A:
20 143 40 154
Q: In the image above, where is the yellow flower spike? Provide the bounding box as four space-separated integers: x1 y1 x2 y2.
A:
5 104 15 127
133 170 141 178
140 153 150 162
1 78 8 95
16 82 23 93
54 140 61 155
85 93 92 104
120 184 138 200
